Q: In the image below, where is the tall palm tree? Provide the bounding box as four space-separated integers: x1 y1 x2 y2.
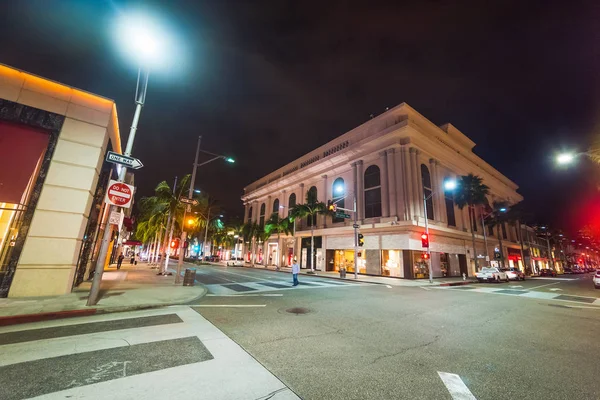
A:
265 213 293 269
454 174 490 273
242 222 260 266
254 226 272 267
289 192 328 272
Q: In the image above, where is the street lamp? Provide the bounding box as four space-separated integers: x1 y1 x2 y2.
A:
556 152 576 165
87 14 170 306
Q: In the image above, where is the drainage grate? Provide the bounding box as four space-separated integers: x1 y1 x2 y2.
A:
285 307 311 315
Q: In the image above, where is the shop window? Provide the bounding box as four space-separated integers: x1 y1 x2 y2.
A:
421 164 434 220
332 177 345 223
381 250 402 277
272 199 279 216
259 203 265 226
364 165 382 218
444 177 456 226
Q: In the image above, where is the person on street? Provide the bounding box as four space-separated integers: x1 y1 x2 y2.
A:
117 253 124 270
291 259 300 286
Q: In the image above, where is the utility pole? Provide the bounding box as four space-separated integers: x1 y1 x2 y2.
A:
423 194 433 283
176 136 202 283
203 207 211 259
87 69 149 306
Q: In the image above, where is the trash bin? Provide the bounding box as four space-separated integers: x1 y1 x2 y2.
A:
339 268 346 279
183 268 196 286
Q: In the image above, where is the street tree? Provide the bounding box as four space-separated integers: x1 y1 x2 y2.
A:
265 213 293 269
453 173 490 272
289 191 328 272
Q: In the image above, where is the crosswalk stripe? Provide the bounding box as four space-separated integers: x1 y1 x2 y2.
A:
438 371 477 400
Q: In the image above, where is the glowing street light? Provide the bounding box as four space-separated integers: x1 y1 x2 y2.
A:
556 152 576 165
499 207 507 212
334 184 345 195
224 157 235 163
443 179 457 191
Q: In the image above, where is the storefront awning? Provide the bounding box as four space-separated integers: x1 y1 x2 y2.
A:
123 240 142 246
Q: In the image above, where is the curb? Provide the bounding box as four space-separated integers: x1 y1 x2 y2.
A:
0 286 208 328
439 281 477 287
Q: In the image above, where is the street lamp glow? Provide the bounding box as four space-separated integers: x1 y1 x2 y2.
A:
443 179 457 191
499 208 507 212
115 13 170 66
224 157 235 163
334 184 344 195
556 153 575 165
194 189 201 193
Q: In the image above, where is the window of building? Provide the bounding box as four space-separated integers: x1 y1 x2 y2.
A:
332 177 345 223
272 199 279 216
247 206 253 224
288 193 296 211
259 203 266 226
307 186 317 226
364 165 382 218
421 164 434 220
444 177 456 226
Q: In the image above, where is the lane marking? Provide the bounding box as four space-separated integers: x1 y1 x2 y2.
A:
549 288 562 291
192 304 266 308
509 285 523 288
528 282 560 290
386 285 393 289
206 294 283 297
438 371 477 400
420 287 431 291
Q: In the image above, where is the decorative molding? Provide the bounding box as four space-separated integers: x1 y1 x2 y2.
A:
386 148 396 155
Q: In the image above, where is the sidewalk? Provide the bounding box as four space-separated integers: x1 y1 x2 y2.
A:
0 262 207 325
224 261 477 287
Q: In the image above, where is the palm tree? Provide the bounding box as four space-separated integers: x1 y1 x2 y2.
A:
487 200 510 269
454 174 490 273
288 192 328 272
254 226 272 267
242 222 260 266
265 213 293 269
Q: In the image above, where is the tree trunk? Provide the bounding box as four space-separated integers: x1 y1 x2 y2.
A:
469 206 479 273
277 231 281 270
497 225 505 269
516 220 527 273
310 222 315 272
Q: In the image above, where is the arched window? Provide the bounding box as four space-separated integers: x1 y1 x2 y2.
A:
247 206 253 224
307 186 318 226
421 164 434 221
272 199 279 216
444 177 456 227
364 165 382 218
288 193 297 211
259 203 266 226
332 177 345 223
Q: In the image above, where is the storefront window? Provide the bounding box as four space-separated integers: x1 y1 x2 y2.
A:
381 250 402 277
332 249 365 273
412 251 429 279
440 252 449 277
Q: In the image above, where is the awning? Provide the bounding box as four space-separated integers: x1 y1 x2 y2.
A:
123 240 142 246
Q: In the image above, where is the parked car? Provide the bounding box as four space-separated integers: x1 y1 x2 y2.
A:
504 267 525 281
572 267 585 274
539 269 557 277
476 267 508 283
593 271 600 289
563 267 573 274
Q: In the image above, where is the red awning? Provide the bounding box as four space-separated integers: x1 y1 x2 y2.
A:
123 240 142 246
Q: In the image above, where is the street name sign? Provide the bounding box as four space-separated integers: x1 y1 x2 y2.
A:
105 151 143 169
336 212 351 219
105 180 135 208
180 197 199 206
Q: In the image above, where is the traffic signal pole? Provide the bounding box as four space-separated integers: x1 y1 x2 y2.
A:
423 193 433 283
331 191 359 279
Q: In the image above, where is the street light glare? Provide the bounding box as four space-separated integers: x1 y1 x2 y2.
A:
556 153 575 165
114 12 173 67
334 184 344 195
194 189 201 193
225 157 235 163
499 208 507 212
443 180 457 191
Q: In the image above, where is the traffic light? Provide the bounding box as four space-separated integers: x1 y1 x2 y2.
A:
170 239 179 248
358 233 364 247
421 233 429 248
422 252 430 260
327 200 337 212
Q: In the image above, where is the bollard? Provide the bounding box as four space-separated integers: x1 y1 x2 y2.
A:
340 268 346 279
183 268 196 286
462 273 466 281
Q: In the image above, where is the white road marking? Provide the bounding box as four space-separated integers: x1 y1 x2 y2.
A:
529 277 576 281
206 294 283 297
420 287 431 291
549 288 563 291
528 282 561 290
192 304 267 308
438 371 477 400
509 285 523 288
386 285 393 288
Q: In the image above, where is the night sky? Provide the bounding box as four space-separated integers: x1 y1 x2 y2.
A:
2 0 600 232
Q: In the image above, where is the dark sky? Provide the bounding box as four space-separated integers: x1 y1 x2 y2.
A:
2 0 600 232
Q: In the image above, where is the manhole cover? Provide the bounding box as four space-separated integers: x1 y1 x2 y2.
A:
285 307 311 315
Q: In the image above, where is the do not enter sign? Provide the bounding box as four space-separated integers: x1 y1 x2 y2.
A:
105 180 135 208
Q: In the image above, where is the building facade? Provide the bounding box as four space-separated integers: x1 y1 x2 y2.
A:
0 64 122 297
241 103 524 279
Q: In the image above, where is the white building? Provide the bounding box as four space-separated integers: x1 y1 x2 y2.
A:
241 103 523 279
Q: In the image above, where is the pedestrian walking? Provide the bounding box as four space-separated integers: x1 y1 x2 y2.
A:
291 259 300 286
117 253 124 270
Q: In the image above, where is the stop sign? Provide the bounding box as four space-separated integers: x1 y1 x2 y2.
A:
105 180 134 208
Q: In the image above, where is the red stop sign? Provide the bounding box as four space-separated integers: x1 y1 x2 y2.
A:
107 182 132 207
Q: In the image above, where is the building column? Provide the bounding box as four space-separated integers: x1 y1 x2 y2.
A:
429 158 441 222
351 161 358 218
403 147 414 220
252 201 259 223
267 195 272 220
244 203 250 222
380 151 390 218
281 190 287 217
356 160 364 220
410 148 422 220
321 174 328 228
299 183 305 204
436 161 448 224
393 148 404 220
386 148 397 218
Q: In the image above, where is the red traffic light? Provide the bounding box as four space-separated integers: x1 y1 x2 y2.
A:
170 239 180 248
422 252 430 260
421 233 429 248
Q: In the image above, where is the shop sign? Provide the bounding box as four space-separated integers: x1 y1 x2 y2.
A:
105 180 135 208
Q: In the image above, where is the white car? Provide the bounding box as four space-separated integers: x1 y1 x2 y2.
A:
476 267 508 283
593 270 600 289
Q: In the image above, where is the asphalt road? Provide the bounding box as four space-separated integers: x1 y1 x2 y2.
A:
193 265 600 400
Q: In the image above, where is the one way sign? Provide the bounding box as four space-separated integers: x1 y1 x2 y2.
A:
105 151 144 169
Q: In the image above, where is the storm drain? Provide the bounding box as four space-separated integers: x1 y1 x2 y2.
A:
285 307 311 315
